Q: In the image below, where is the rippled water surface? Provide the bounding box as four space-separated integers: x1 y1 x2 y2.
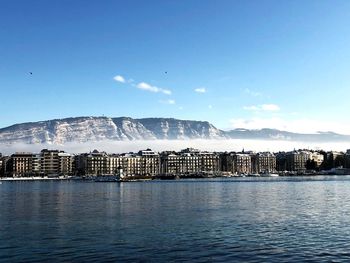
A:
2 176 350 262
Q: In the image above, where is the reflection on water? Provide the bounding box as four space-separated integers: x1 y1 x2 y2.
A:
1 176 350 262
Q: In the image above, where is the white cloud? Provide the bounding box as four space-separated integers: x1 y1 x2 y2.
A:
244 88 262 97
230 117 350 134
137 82 172 95
160 99 176 105
161 90 172 95
137 82 157 92
195 87 206 93
208 105 213 109
261 104 280 111
243 104 280 112
113 75 126 83
179 106 184 110
113 74 172 95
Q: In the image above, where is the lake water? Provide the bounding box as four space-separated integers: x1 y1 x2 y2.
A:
1 176 350 262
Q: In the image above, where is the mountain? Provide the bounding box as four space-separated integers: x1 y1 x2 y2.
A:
0 116 225 144
0 116 349 144
227 128 350 142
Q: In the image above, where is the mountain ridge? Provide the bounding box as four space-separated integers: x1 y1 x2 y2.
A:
0 116 349 144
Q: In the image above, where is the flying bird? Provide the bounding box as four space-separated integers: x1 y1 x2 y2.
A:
165 71 167 74
29 72 33 75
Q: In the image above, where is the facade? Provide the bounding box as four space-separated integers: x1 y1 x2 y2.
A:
233 153 252 174
138 149 160 176
119 154 142 176
199 152 220 174
276 152 287 172
78 151 109 176
76 149 159 177
160 153 181 175
108 154 123 176
160 152 200 175
41 149 60 175
220 152 235 174
0 156 11 177
9 150 73 177
161 149 219 175
285 150 311 172
345 150 350 168
11 152 35 177
32 154 41 175
58 152 74 175
180 153 201 174
40 149 73 176
220 152 252 174
254 152 276 173
0 156 3 176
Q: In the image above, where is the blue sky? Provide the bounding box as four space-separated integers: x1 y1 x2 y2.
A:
1 0 350 133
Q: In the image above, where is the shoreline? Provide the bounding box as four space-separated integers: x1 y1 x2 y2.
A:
0 176 72 181
1 174 350 182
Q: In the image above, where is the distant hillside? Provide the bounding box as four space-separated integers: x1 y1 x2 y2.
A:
0 116 349 144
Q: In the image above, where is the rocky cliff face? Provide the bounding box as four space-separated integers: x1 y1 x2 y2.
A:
0 117 226 144
0 116 349 145
137 118 225 139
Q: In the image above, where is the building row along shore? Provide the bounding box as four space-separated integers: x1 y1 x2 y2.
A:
1 148 350 179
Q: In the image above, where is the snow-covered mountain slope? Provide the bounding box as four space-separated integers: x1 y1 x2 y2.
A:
0 116 349 145
0 116 226 144
137 118 225 139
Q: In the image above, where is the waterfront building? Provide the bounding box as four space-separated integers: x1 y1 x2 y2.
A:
345 150 350 168
276 152 287 172
76 150 109 176
58 152 74 175
161 151 200 175
39 149 73 176
32 154 41 175
179 152 201 174
138 149 160 176
253 152 276 173
76 149 159 177
0 157 2 176
328 151 344 167
41 149 61 175
233 153 252 174
199 151 220 174
220 152 252 174
285 150 311 172
220 152 235 174
318 151 344 170
161 150 200 175
10 149 74 176
161 149 219 176
4 147 350 178
118 153 142 176
108 154 123 175
160 152 181 175
74 154 86 175
11 152 36 177
0 156 11 177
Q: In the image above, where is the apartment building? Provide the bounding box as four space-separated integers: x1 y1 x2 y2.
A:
253 152 276 173
11 152 35 177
